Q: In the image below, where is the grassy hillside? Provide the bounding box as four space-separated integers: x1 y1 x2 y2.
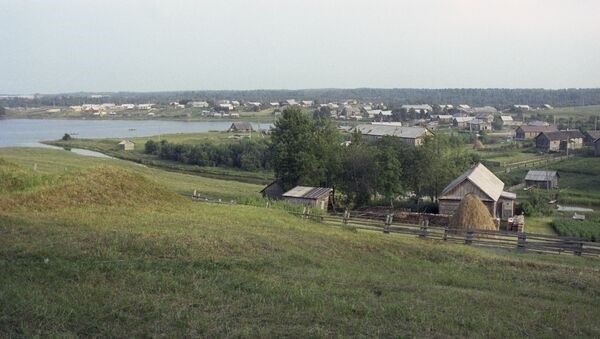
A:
0 147 263 201
0 150 599 337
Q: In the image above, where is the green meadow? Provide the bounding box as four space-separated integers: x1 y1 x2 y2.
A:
0 148 599 337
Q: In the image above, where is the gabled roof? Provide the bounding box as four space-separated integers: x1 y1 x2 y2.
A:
355 124 432 139
525 170 559 181
119 140 134 145
585 130 600 142
453 117 472 123
282 186 332 199
260 180 283 193
518 125 558 133
440 163 505 201
229 122 253 130
500 115 514 122
537 130 584 141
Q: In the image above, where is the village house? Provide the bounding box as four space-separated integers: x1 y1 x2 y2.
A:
474 113 495 124
515 125 558 140
432 115 453 124
282 186 332 210
513 104 531 111
190 101 209 108
583 130 600 145
354 124 433 146
468 118 492 131
535 130 584 152
500 115 515 126
401 104 432 114
118 140 135 151
228 122 253 132
438 163 516 220
524 170 559 189
260 180 284 200
452 117 472 129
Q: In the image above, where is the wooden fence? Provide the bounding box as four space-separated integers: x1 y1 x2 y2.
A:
293 211 600 258
497 154 574 173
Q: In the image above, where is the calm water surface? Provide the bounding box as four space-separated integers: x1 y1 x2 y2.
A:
0 119 267 147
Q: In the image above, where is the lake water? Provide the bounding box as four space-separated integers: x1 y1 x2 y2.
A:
0 119 269 147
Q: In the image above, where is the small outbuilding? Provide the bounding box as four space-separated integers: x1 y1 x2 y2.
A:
118 140 135 151
595 138 600 157
260 180 284 200
525 170 559 189
282 186 332 210
228 122 253 133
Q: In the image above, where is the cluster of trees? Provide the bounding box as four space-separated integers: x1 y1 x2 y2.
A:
145 139 272 171
272 107 479 207
0 106 5 117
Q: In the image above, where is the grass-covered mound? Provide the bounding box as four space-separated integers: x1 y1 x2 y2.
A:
0 163 181 211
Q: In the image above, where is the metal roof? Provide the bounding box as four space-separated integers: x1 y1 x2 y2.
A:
441 163 505 201
525 170 558 181
518 125 558 133
355 124 431 139
282 186 332 199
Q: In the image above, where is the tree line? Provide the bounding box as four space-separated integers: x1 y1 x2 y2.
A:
145 139 272 171
4 88 600 107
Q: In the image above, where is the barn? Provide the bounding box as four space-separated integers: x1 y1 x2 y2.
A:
535 130 584 152
282 186 332 210
438 163 516 220
525 170 559 189
118 140 135 151
515 125 558 140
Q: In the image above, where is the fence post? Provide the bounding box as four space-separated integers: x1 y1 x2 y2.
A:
343 209 349 225
383 214 391 234
302 206 307 219
465 227 473 245
517 232 526 250
419 219 429 238
574 240 583 256
443 227 448 241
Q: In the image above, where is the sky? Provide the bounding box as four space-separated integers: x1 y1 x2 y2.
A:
1 0 600 94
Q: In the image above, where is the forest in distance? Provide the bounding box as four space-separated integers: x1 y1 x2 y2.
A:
3 88 600 107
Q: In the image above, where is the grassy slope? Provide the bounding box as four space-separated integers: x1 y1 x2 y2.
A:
1 150 600 337
0 147 262 201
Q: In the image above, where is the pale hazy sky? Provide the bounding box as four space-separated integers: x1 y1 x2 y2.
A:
1 0 599 93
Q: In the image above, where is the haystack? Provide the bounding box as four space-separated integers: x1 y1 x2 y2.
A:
449 193 496 230
473 139 485 150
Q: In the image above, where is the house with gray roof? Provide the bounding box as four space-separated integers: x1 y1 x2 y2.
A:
354 124 433 146
535 130 584 152
439 163 516 220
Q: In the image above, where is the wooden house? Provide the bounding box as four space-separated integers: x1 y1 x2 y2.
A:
438 163 516 220
453 117 472 128
595 138 600 157
118 140 135 151
228 122 253 132
525 170 559 189
515 125 558 140
583 130 600 145
500 115 515 126
282 186 332 210
468 118 492 131
535 130 584 153
354 124 433 146
260 180 284 200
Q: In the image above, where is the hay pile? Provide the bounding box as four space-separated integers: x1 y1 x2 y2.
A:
449 193 496 230
473 139 485 150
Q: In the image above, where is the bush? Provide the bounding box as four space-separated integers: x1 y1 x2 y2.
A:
62 133 72 141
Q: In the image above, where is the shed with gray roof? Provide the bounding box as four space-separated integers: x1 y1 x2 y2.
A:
282 186 332 210
354 124 433 146
525 170 559 189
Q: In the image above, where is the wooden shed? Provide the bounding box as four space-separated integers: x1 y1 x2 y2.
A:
228 122 253 132
260 180 284 200
525 170 559 189
118 140 135 151
282 186 332 210
438 163 516 220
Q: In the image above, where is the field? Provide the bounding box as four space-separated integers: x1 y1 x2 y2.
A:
537 105 600 119
552 218 600 242
1 148 600 337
